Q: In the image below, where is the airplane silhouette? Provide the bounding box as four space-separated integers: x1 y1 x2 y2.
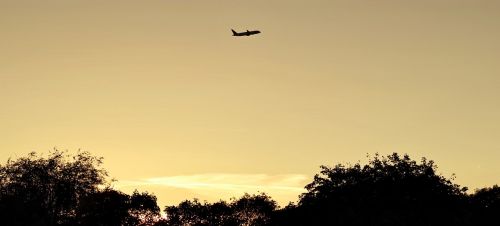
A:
231 29 261 36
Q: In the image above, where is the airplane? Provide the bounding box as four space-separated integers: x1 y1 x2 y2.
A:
231 29 261 36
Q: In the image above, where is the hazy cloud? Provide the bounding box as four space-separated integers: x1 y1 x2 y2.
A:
114 174 309 205
117 173 307 191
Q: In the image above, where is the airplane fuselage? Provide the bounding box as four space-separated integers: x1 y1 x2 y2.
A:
232 29 261 36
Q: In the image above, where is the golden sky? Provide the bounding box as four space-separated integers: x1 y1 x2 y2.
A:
1 0 500 208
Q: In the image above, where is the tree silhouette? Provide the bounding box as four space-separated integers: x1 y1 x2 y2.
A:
0 150 159 226
470 185 500 225
159 193 276 226
130 190 162 225
232 193 277 226
2 151 500 226
0 150 107 225
76 189 160 226
77 188 132 226
278 153 470 226
162 199 213 225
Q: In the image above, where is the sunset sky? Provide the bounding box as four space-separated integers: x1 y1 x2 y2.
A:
2 0 500 208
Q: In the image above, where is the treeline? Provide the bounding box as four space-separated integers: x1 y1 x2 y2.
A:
1 151 499 226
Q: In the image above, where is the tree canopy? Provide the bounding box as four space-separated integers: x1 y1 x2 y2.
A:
0 150 159 226
157 193 277 226
1 151 499 226
283 153 470 226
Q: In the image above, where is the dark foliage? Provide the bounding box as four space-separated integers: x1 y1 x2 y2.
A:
276 153 471 226
470 185 500 225
157 193 277 226
77 189 160 226
0 150 159 226
1 151 499 226
0 150 107 226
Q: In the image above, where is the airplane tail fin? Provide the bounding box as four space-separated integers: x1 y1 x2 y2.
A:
231 29 237 36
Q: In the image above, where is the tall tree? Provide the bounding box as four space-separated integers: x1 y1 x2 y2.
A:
285 153 469 226
0 150 160 226
0 150 107 226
